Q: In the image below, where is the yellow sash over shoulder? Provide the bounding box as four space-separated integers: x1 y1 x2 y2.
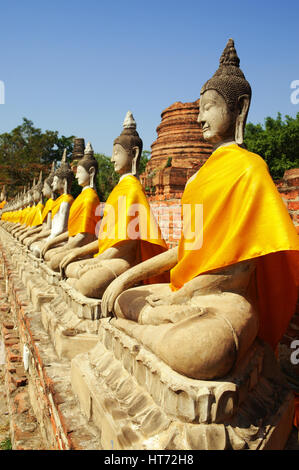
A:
41 198 54 223
18 207 30 224
170 144 299 349
25 205 38 227
68 187 100 237
51 194 74 219
31 202 44 227
95 175 168 282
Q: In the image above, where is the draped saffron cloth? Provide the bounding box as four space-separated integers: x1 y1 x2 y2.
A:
41 198 54 223
95 175 169 283
170 144 299 350
18 207 30 224
30 202 44 227
68 187 100 237
0 200 7 209
24 206 38 226
51 194 74 219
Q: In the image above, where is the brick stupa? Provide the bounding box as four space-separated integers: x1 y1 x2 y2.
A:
140 99 213 200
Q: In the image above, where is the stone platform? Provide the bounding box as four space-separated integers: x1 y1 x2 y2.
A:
0 224 297 450
0 227 101 360
71 318 294 450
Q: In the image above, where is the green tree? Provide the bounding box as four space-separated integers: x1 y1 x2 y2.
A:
244 112 299 179
139 150 151 174
95 153 119 201
0 118 74 198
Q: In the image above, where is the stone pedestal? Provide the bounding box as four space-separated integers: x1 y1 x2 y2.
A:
0 228 101 360
71 319 294 450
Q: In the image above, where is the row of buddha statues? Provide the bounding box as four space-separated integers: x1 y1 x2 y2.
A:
0 38 298 385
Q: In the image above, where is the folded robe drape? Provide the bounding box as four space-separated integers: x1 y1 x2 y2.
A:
68 187 100 237
95 175 169 283
51 194 74 219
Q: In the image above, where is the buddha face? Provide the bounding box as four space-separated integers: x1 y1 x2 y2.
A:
33 189 40 202
76 165 90 187
42 182 52 199
52 175 64 193
198 89 237 145
111 144 133 175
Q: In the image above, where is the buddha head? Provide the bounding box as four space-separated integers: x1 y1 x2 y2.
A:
0 185 6 202
32 171 43 203
53 149 74 194
76 142 98 188
198 38 251 146
43 162 55 199
111 111 143 176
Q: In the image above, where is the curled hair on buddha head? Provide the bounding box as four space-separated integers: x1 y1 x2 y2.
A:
200 38 252 144
44 161 55 189
113 111 143 175
77 142 98 176
55 148 74 192
33 170 43 193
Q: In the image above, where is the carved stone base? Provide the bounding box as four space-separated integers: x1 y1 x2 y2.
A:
40 297 100 360
71 319 294 450
0 228 101 360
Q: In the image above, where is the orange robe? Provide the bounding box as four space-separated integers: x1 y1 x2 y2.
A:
170 144 299 350
51 194 74 219
68 187 100 238
41 198 54 223
95 175 168 283
24 205 38 227
30 202 44 227
0 200 7 209
19 207 31 225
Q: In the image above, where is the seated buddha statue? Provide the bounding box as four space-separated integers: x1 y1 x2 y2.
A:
59 111 168 298
26 163 56 249
30 149 74 258
101 39 299 381
1 189 24 230
41 142 100 271
22 163 56 247
11 183 36 237
16 171 45 241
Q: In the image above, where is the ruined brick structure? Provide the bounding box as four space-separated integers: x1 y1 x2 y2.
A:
140 99 212 200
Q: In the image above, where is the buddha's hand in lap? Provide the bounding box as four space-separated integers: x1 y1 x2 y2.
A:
60 250 81 277
41 242 52 259
101 277 126 318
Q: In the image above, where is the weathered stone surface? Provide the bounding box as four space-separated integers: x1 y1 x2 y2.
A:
71 319 294 450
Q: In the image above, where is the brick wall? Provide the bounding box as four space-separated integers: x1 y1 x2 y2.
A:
148 168 299 248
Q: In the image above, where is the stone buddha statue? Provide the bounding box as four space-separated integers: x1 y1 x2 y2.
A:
41 142 100 270
59 111 168 299
26 162 57 249
101 39 299 380
10 182 35 236
31 149 74 258
16 171 45 241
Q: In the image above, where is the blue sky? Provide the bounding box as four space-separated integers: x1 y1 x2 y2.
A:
0 0 298 155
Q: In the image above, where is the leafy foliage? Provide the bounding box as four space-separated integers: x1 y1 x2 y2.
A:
0 437 12 450
244 112 299 179
0 118 74 197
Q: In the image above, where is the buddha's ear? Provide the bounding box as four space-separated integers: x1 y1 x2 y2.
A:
131 146 140 175
235 95 250 145
63 177 68 194
89 166 96 188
